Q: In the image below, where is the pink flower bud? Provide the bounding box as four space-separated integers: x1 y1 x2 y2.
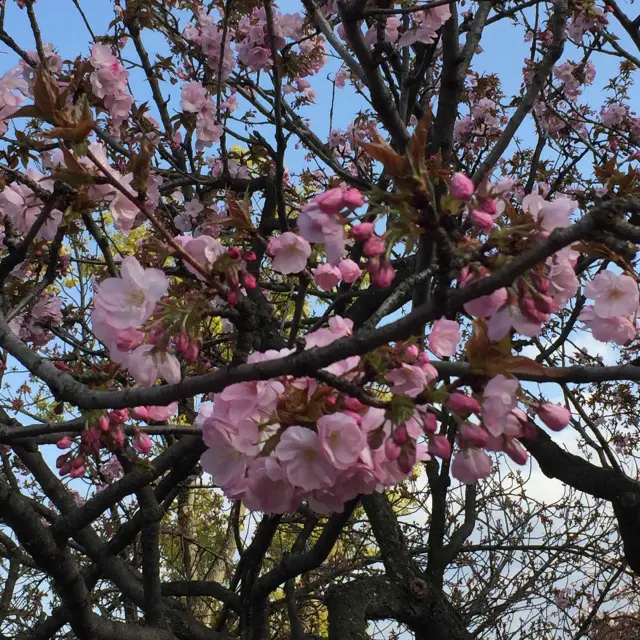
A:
537 402 571 431
131 406 150 421
479 197 497 215
469 209 495 230
370 260 395 288
70 465 85 479
458 422 489 448
350 222 374 241
183 341 200 364
338 259 362 284
227 247 241 260
405 344 419 359
397 446 417 474
519 294 548 323
175 331 189 353
56 454 69 468
423 411 438 433
134 431 153 455
533 293 556 314
344 396 364 411
450 172 475 200
115 329 145 351
385 438 401 461
504 439 528 465
343 188 365 209
59 462 71 476
71 456 85 470
446 392 482 415
98 414 110 432
148 323 165 345
110 427 125 448
428 435 451 459
363 236 386 258
227 290 239 306
392 424 409 446
57 436 73 450
243 272 257 289
109 409 128 425
315 188 345 215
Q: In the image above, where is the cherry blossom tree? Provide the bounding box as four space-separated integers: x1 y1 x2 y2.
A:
0 0 638 637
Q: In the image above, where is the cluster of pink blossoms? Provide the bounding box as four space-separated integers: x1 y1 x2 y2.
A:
48 141 161 234
0 167 64 238
0 65 27 136
342 6 450 48
236 8 304 72
580 271 639 344
10 293 63 348
89 44 133 133
90 256 180 387
454 97 503 149
265 187 399 288
56 403 177 479
553 60 596 101
199 314 572 513
185 10 235 80
180 81 223 149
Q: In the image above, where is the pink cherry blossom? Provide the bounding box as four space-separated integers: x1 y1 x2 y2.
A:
174 234 224 280
297 208 345 265
267 232 311 274
487 303 543 342
579 306 636 344
482 375 519 437
92 256 168 330
127 346 181 387
428 318 461 357
554 588 572 610
428 435 451 459
459 267 508 318
313 263 342 291
386 363 427 398
244 457 297 514
318 413 365 469
200 429 248 488
180 81 208 113
338 259 362 283
537 197 577 231
146 403 179 421
451 448 492 484
584 271 639 319
275 426 337 491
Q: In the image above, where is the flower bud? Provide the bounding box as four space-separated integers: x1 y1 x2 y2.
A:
98 414 110 432
428 435 451 459
450 172 475 200
134 431 153 455
350 222 374 241
537 402 571 431
174 331 189 353
57 436 73 450
363 236 386 258
385 438 401 461
446 392 481 415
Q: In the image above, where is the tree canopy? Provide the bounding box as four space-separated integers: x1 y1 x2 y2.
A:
0 0 638 638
